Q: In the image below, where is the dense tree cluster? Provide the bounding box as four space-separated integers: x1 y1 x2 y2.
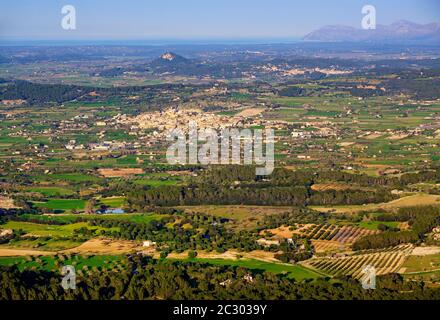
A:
315 171 399 187
128 166 398 208
353 206 440 250
309 188 394 205
352 231 419 251
0 207 37 217
0 80 93 104
129 185 311 207
128 184 394 208
384 78 440 99
278 86 306 97
1 257 439 300
274 237 314 263
400 169 440 185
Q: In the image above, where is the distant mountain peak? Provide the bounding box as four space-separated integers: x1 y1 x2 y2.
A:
149 52 191 71
303 20 440 43
160 52 179 61
151 52 190 67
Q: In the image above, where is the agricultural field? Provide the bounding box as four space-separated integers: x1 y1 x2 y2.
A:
311 194 440 214
1 221 119 237
401 254 440 274
400 247 440 279
303 245 414 279
311 240 343 254
300 224 380 244
5 212 166 225
264 223 379 245
33 199 86 212
99 197 126 208
133 178 182 187
357 221 400 230
0 254 126 272
25 187 76 197
36 173 102 183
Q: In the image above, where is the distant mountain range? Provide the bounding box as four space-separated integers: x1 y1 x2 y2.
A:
303 20 440 43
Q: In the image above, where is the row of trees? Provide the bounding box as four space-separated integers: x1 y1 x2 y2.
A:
192 166 419 188
352 231 419 251
128 184 394 208
129 185 312 207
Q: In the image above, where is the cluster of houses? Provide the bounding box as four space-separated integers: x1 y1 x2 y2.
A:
291 121 338 139
65 139 142 152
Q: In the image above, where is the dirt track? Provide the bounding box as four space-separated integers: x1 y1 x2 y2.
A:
411 246 440 256
97 168 144 178
0 238 146 257
0 248 56 257
234 108 265 118
63 238 144 254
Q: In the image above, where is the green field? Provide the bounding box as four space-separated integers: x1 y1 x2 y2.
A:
34 199 86 211
357 221 400 230
26 187 76 197
16 213 166 225
133 179 181 187
402 254 440 273
38 173 101 183
100 197 126 207
0 255 126 272
3 238 83 251
2 221 119 237
29 197 125 212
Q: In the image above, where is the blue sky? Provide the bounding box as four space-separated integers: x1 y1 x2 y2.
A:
0 0 439 40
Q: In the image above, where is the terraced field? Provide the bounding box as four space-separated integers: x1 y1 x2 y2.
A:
299 224 379 244
311 240 343 253
302 244 413 279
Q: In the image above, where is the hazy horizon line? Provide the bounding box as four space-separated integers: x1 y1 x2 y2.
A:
0 37 305 46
